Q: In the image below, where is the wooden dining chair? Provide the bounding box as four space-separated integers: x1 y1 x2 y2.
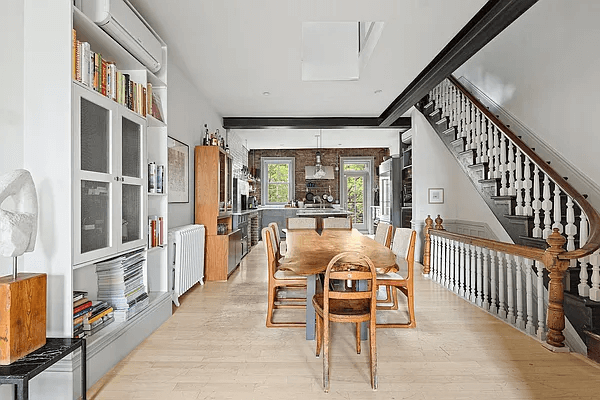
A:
313 252 378 392
268 222 284 258
373 222 394 304
376 228 416 328
321 217 352 230
286 217 317 230
263 227 307 328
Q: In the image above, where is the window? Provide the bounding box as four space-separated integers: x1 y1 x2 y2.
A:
261 157 295 204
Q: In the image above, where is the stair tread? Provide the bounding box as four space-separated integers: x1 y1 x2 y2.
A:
479 178 500 184
468 162 487 169
505 214 534 220
443 127 456 135
491 195 516 200
424 101 434 109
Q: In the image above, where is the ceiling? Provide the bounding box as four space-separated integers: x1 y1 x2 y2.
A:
129 0 488 118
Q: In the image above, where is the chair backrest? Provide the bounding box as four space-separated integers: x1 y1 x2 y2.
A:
391 228 416 279
374 222 393 248
322 217 352 230
262 227 278 277
268 222 281 258
287 217 317 230
322 252 378 316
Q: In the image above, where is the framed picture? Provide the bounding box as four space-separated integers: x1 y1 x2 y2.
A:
167 136 189 203
428 188 444 204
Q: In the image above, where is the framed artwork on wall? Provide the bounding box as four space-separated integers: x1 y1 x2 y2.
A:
167 136 189 203
428 188 444 204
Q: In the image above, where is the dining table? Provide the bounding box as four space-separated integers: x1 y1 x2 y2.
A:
279 228 398 340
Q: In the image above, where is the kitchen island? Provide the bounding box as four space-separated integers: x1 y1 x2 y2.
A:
259 206 353 238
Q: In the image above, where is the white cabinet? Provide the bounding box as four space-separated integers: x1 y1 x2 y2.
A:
72 84 147 265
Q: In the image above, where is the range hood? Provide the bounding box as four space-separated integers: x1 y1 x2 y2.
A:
305 166 335 179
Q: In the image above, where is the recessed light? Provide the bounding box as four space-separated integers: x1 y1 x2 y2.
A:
338 143 342 146
374 89 382 94
263 91 271 96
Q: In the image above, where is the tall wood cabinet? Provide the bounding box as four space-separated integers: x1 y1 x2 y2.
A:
23 1 170 398
195 146 241 281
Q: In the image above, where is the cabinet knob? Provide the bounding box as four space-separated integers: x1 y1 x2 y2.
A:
114 177 119 181
121 177 125 182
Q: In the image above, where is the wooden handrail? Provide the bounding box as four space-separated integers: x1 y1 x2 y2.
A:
448 75 600 260
429 229 546 262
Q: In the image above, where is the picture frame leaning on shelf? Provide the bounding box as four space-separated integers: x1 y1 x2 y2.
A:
167 137 189 203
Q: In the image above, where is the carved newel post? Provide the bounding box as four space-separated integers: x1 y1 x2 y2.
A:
543 228 570 348
423 215 434 275
434 214 444 230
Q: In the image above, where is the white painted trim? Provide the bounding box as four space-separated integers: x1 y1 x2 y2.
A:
260 157 295 205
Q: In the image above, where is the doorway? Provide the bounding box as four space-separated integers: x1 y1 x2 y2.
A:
340 157 373 233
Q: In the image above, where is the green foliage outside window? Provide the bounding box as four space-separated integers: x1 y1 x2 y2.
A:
267 163 290 203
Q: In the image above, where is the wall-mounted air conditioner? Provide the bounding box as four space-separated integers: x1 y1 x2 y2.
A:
81 0 163 73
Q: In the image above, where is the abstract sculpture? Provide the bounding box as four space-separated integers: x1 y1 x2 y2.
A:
0 169 38 278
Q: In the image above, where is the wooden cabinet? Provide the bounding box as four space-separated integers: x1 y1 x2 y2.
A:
195 146 239 281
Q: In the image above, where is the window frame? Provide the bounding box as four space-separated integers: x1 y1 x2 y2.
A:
261 157 295 205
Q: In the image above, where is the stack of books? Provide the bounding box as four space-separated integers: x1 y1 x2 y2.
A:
148 215 165 248
83 301 115 336
95 249 150 322
73 291 92 338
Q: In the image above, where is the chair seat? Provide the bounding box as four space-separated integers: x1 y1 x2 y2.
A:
376 272 405 281
274 269 307 280
312 293 370 317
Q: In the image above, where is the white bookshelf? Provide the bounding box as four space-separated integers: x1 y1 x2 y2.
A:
23 1 171 398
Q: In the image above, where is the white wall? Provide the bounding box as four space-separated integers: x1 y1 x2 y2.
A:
412 108 511 259
166 63 224 228
0 0 24 280
454 0 600 190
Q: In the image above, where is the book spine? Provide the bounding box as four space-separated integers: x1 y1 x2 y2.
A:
147 83 153 118
101 60 107 96
73 301 92 314
148 162 157 193
81 43 90 87
110 64 118 101
72 29 77 81
156 165 164 194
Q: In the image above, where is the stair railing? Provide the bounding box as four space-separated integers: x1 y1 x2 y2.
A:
422 76 600 348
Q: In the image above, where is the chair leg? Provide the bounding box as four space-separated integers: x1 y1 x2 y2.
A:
405 285 416 328
266 285 276 327
370 319 377 390
315 314 322 358
391 286 399 310
323 319 330 393
355 323 361 354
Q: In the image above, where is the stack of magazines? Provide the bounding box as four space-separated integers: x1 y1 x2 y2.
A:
95 248 150 322
83 301 114 336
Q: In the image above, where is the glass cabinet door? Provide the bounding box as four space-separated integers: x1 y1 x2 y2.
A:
118 111 146 251
73 86 117 264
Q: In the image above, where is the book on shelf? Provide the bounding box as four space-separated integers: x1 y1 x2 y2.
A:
85 315 115 336
150 92 164 122
148 215 164 247
72 29 147 117
156 165 164 193
73 290 88 302
148 162 157 193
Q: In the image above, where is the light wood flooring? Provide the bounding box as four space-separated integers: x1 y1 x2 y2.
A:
88 240 600 399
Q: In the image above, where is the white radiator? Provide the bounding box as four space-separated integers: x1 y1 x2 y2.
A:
168 224 205 306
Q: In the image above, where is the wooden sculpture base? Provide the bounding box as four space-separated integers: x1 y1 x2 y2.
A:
0 273 47 365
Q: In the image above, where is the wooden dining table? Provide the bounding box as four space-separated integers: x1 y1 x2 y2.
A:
279 228 398 340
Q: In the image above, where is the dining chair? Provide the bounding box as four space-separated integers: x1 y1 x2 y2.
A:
313 252 378 392
321 217 352 230
268 222 284 258
376 228 416 328
373 222 394 304
286 217 317 230
263 227 307 328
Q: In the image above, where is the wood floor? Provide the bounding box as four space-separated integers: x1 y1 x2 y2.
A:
88 241 600 399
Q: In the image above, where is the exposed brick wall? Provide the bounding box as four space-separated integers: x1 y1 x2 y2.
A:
248 148 390 205
227 131 248 179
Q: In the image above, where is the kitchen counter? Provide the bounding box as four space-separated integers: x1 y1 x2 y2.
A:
232 209 261 216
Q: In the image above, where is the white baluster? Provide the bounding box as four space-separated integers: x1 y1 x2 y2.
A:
552 184 563 234
506 253 515 324
460 93 467 138
442 237 448 288
454 240 460 294
493 126 501 179
536 260 546 341
449 239 455 291
452 85 458 127
507 141 516 196
482 248 490 311
578 212 590 297
470 101 477 150
487 119 495 179
498 251 507 319
500 135 508 195
476 247 483 307
430 235 437 281
523 157 533 216
459 242 466 297
437 235 443 284
464 242 471 298
590 250 600 301
542 174 553 239
470 245 477 302
490 250 497 314
532 165 542 237
480 117 488 165
524 258 536 335
474 111 481 163
515 255 525 330
514 149 524 215
465 101 472 145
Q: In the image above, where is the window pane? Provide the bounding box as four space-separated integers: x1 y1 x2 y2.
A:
268 163 289 183
344 163 366 171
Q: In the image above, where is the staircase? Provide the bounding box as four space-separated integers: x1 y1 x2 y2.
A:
416 76 600 351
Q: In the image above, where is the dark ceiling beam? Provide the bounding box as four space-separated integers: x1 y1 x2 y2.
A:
223 117 411 130
379 0 539 127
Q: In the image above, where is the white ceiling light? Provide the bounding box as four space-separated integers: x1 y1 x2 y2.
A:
262 91 271 96
313 130 327 179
